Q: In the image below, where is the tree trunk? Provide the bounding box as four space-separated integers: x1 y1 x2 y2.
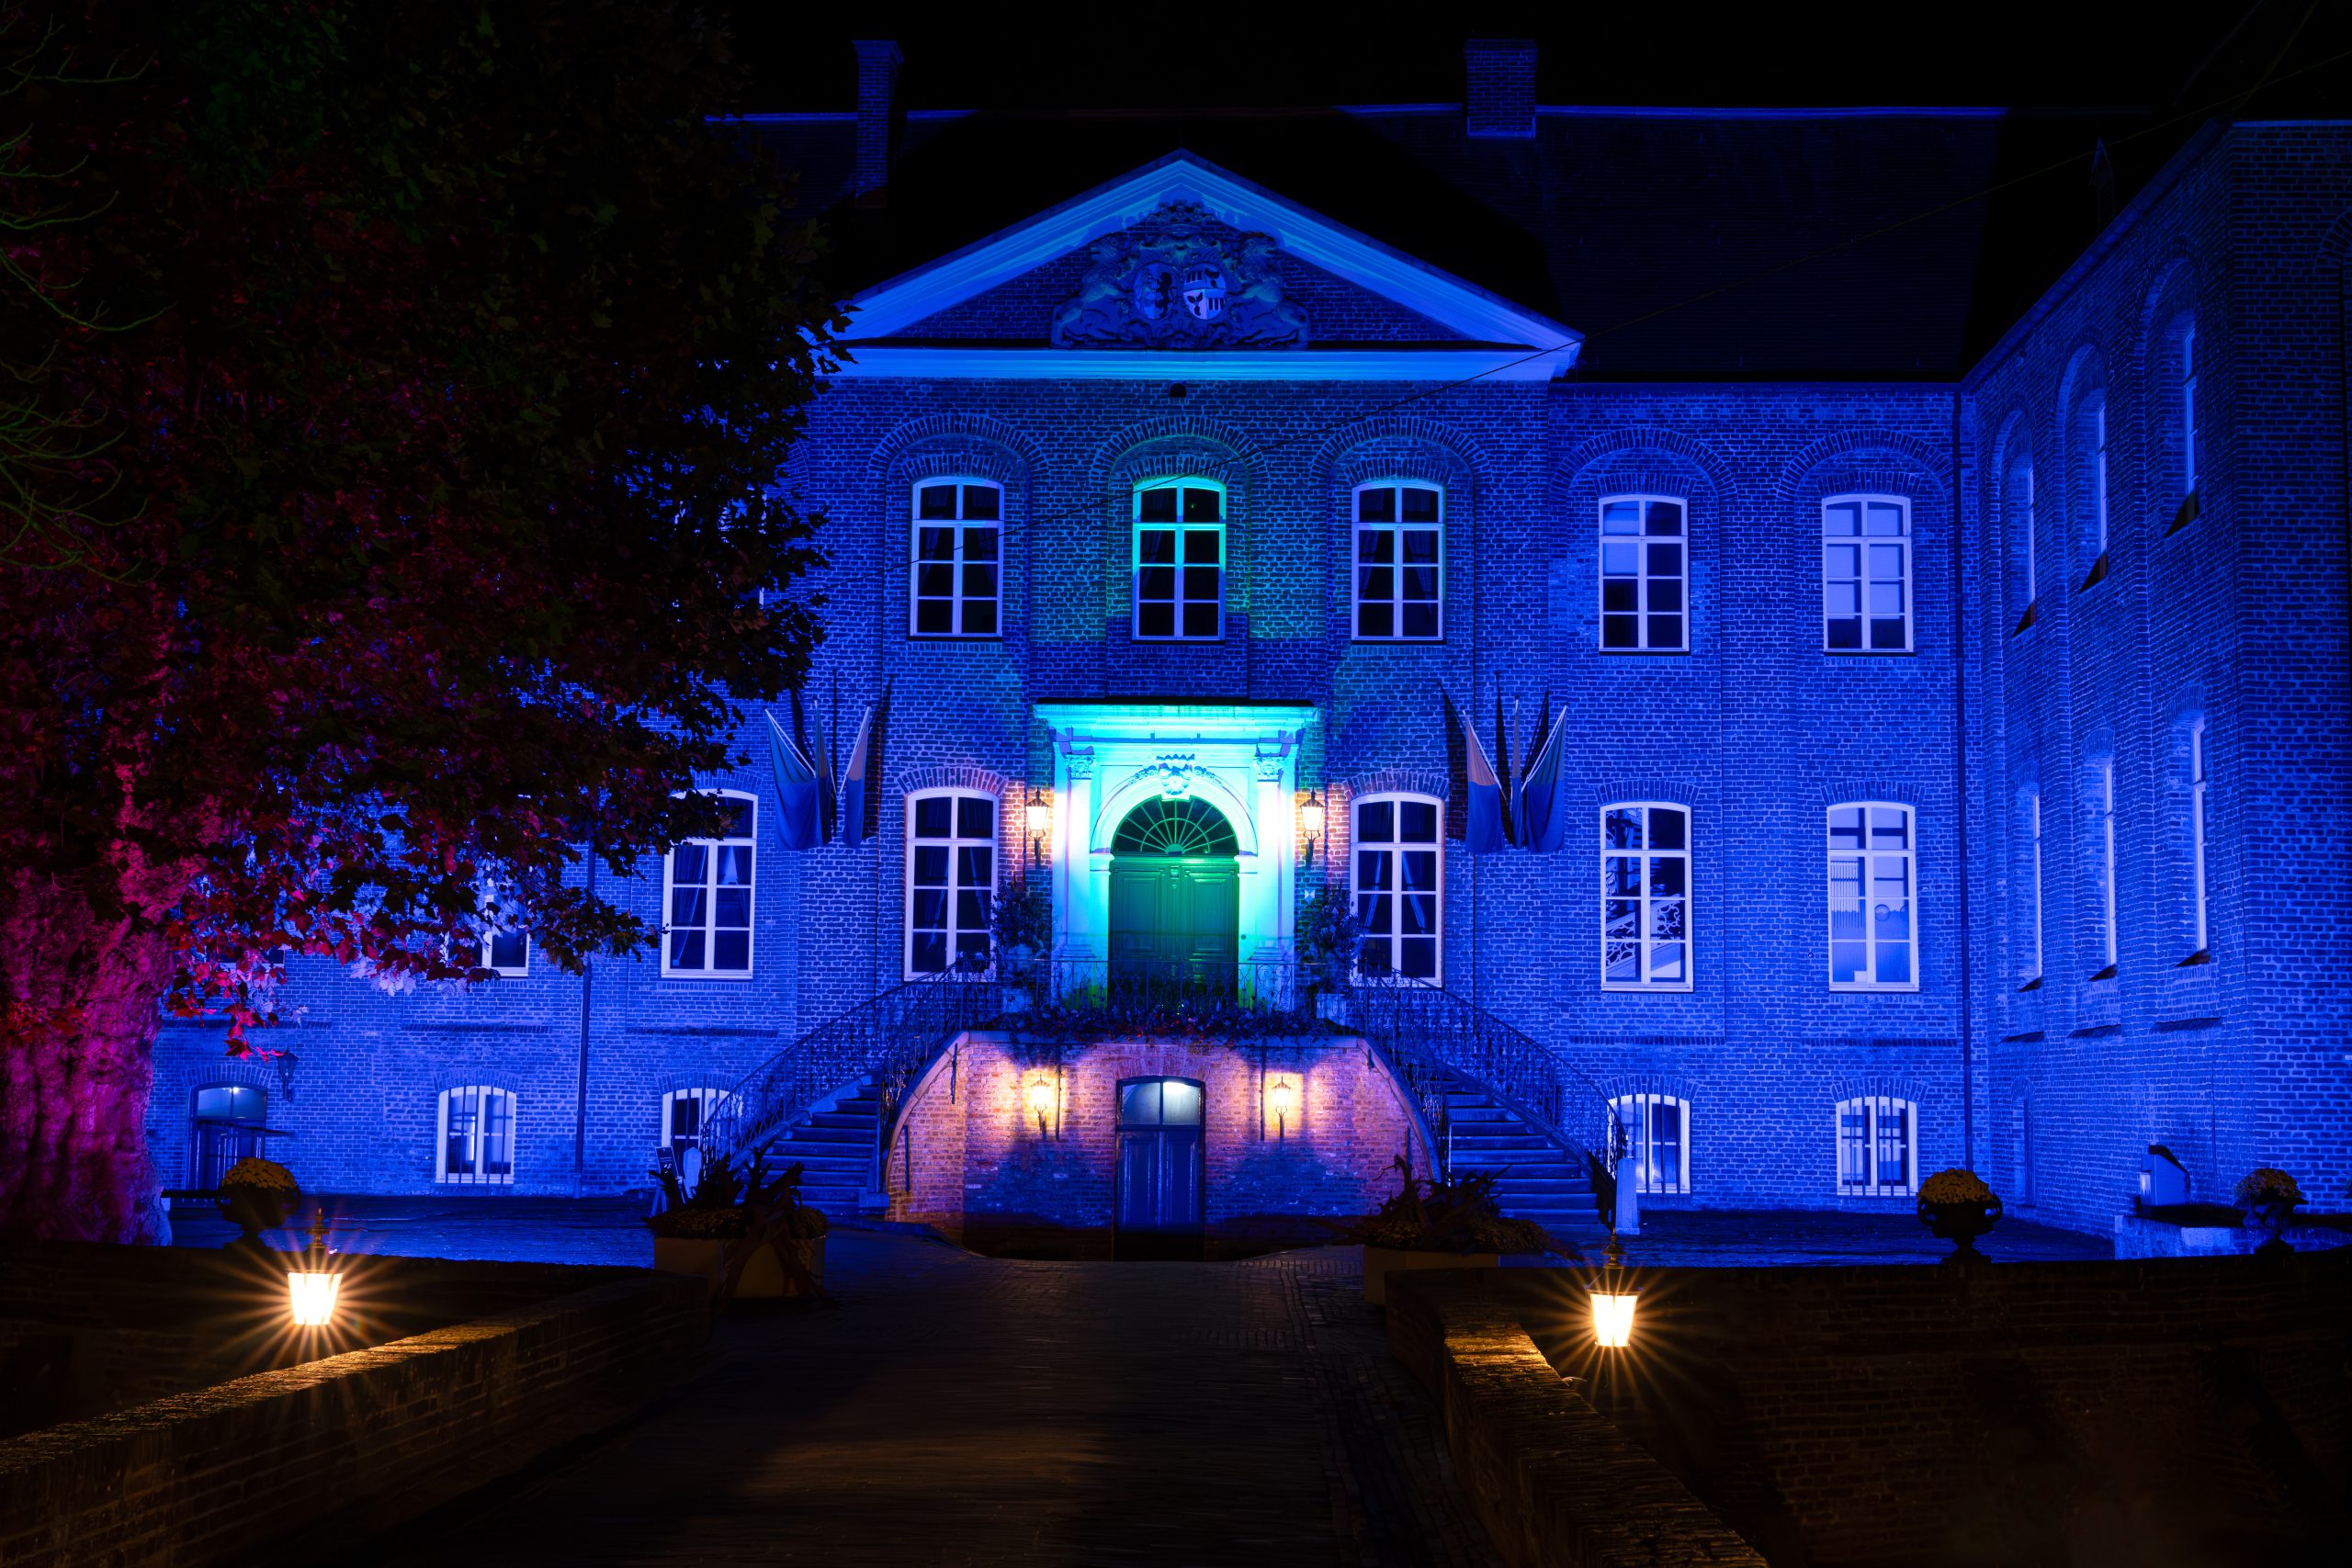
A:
0 872 175 1243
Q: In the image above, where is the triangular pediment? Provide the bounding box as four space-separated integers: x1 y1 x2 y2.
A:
836 152 1579 381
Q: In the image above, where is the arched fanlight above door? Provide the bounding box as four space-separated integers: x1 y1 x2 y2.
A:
1111 796 1239 857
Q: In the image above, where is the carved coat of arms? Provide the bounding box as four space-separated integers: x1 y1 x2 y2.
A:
1050 202 1309 350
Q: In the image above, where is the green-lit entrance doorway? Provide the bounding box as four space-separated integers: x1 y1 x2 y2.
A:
1107 796 1238 988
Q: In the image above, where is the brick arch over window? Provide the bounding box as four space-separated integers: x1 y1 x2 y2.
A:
889 762 1012 803
1770 428 1950 511
1828 1074 1929 1109
1321 427 1480 649
1814 780 1924 810
1095 420 1256 636
865 411 1046 480
1308 413 1491 481
1558 426 1736 497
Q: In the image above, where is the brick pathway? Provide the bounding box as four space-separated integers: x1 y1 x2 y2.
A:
353 1234 1503 1568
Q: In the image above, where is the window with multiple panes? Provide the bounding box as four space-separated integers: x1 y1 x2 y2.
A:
910 478 1002 637
1613 1093 1690 1196
1836 1096 1916 1196
2027 788 2044 984
2180 325 2199 498
2094 761 2117 977
481 928 529 976
663 793 755 976
1353 794 1442 981
1133 479 1225 640
1600 496 1687 651
2010 461 2037 614
2188 724 2210 957
1353 480 1442 640
906 790 997 976
662 1087 733 1161
1601 803 1690 988
438 1086 515 1185
2087 396 2110 557
1827 803 1917 989
1821 496 1912 652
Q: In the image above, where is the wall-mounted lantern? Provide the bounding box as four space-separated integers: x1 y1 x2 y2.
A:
1025 787 1053 865
1589 1234 1637 1349
1299 790 1327 863
1024 1076 1057 1137
1268 1077 1296 1140
287 1209 343 1330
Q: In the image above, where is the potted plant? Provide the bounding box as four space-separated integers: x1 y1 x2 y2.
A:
991 873 1053 1001
1341 1157 1561 1304
216 1156 300 1253
1296 883 1360 1022
1917 1168 2004 1260
646 1147 829 1302
2234 1167 2304 1257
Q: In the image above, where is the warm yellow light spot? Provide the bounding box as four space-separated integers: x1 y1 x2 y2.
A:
288 1269 343 1329
1270 1079 1296 1119
1590 1289 1637 1348
1025 1078 1056 1120
1025 796 1053 837
1298 793 1326 836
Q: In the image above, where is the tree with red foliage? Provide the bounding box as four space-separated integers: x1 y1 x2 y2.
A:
0 2 838 1240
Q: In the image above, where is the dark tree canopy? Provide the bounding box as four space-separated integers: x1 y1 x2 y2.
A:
0 0 839 1240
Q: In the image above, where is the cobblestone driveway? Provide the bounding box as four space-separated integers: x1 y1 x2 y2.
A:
358 1233 1501 1568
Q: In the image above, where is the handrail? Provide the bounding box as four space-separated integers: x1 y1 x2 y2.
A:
1334 973 1624 1183
703 970 999 1169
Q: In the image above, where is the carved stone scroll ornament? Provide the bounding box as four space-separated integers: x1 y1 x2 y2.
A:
1049 202 1309 350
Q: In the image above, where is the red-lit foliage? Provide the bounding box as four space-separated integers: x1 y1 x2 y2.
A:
0 2 838 1238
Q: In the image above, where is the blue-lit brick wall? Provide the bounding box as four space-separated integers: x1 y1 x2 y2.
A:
144 122 2350 1238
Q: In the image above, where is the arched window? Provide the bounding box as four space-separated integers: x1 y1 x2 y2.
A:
663 791 755 976
1600 803 1690 988
1352 793 1442 980
2007 458 2038 632
1836 1095 1917 1196
2092 759 2118 979
661 1087 734 1159
438 1086 515 1185
910 477 1002 637
2079 393 2112 588
906 789 997 976
1820 495 1911 652
1133 478 1225 641
2178 322 2199 502
1599 495 1687 651
1827 803 1917 990
1612 1094 1690 1196
191 1083 267 1189
1352 479 1443 640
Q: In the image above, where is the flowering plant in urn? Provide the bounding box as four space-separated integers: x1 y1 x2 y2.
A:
217 1156 299 1251
1917 1168 2002 1258
2233 1168 2304 1254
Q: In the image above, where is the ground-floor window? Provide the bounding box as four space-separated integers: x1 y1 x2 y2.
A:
438 1085 516 1185
1612 1093 1690 1195
1836 1095 1916 1196
191 1082 267 1189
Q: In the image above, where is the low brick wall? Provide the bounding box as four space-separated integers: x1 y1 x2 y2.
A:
0 1258 707 1568
1385 1269 1766 1567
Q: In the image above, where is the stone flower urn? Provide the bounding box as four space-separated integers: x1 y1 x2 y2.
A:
215 1156 300 1252
1917 1168 2003 1260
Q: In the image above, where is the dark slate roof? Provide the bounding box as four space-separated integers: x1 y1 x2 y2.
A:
745 106 2042 380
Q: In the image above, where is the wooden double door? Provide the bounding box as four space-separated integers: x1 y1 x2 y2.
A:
1107 854 1238 987
1114 1076 1204 1260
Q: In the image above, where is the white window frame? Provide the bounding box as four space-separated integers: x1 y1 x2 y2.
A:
662 790 757 979
1820 495 1913 653
2189 723 2210 955
661 1087 735 1158
2180 324 2199 496
1598 494 1690 652
1827 802 1919 992
1351 479 1444 642
1612 1093 1691 1196
2089 397 2110 555
1131 478 1226 642
436 1085 516 1186
1836 1095 1917 1196
2096 760 2118 975
481 928 530 977
2014 462 2037 606
2028 789 2044 983
909 476 1003 638
904 788 1000 979
1600 802 1693 990
1351 792 1443 983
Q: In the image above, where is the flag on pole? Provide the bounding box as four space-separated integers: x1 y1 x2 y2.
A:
1493 684 1516 846
1464 716 1509 855
837 703 876 850
765 711 825 852
1517 704 1570 853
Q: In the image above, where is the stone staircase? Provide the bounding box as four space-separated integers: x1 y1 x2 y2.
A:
1439 1080 1610 1250
760 1078 882 1220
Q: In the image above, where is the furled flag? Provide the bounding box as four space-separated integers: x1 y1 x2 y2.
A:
1517 703 1571 853
1493 684 1516 846
1464 709 1509 855
765 710 826 852
836 702 876 851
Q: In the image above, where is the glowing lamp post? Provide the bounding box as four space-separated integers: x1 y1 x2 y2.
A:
1025 1077 1057 1136
1589 1232 1637 1349
1025 788 1053 864
1269 1077 1295 1139
287 1210 344 1330
1298 790 1327 863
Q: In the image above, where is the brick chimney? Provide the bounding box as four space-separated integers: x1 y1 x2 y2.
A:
852 39 902 208
1464 39 1537 140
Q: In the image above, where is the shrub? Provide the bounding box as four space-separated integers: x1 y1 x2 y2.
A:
1339 1156 1563 1256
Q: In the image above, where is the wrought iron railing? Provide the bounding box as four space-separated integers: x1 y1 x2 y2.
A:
1005 954 1306 1033
703 970 999 1170
1332 972 1624 1184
